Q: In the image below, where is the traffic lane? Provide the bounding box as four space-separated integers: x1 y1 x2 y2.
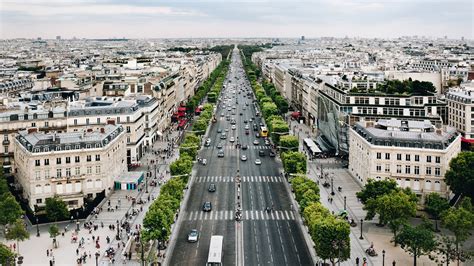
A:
243 220 259 266
278 219 312 266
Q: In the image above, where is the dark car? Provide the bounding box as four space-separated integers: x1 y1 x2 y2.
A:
259 150 265 157
255 132 260 138
208 183 216 192
241 144 248 150
253 124 258 131
269 151 276 157
202 202 212 212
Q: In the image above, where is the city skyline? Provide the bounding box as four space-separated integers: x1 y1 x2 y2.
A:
1 0 473 39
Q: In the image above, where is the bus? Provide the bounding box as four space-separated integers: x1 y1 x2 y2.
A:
260 126 269 138
303 138 322 158
207 235 223 266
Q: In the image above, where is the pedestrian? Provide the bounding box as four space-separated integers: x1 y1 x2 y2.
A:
47 249 50 257
76 248 79 256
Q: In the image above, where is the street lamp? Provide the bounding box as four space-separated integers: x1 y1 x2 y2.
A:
95 251 100 266
331 176 335 196
145 174 149 193
382 250 386 266
76 211 80 231
116 220 120 240
343 196 347 210
34 211 40 237
359 219 364 240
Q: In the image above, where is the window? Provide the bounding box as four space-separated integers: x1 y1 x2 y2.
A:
75 156 80 163
87 166 92 174
36 199 42 204
376 152 381 159
426 167 432 175
376 165 382 172
95 155 100 161
385 164 390 172
66 157 71 164
45 121 49 127
127 137 130 143
56 158 61 164
44 170 50 179
415 155 419 162
126 116 130 123
87 155 91 162
31 122 36 127
414 166 420 175
86 118 89 125
66 168 71 177
405 165 411 174
397 154 402 160
95 165 101 174
74 119 78 126
56 169 62 178
435 156 441 164
75 167 80 175
406 154 411 161
385 153 390 160
97 118 100 124
126 126 131 133
435 167 441 176
44 159 49 166
396 165 402 173
35 171 41 180
117 117 120 123
426 156 432 163
35 159 40 166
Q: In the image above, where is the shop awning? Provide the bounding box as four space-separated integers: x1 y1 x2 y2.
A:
178 107 187 112
178 120 187 127
461 137 474 144
291 111 301 118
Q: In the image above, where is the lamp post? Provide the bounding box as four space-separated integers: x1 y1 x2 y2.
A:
343 196 347 210
95 251 100 266
34 211 40 237
116 220 120 240
359 219 364 240
382 250 386 266
76 211 80 231
331 175 335 196
145 174 149 193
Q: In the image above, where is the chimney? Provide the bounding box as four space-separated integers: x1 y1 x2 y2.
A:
107 119 115 125
27 128 37 134
100 128 105 134
436 129 442 135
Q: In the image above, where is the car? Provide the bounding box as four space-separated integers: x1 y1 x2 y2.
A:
259 150 265 157
240 112 243 116
227 108 231 111
225 128 230 132
226 116 230 121
208 183 216 192
231 125 236 130
255 132 260 138
260 122 264 127
243 120 248 124
230 137 235 142
231 120 236 125
220 133 227 139
253 140 259 145
269 151 276 157
265 139 270 145
220 113 225 117
240 155 247 161
202 202 212 212
249 118 253 122
241 144 248 150
217 128 222 133
187 229 199 243
242 107 246 110
201 158 207 165
255 159 262 165
253 124 258 131
244 124 250 130
216 143 223 149
217 150 225 157
245 129 250 135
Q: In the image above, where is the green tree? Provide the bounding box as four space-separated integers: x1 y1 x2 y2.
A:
45 196 69 222
303 202 331 232
179 142 198 159
207 92 217 103
0 243 15 265
261 102 278 118
142 206 174 242
5 219 29 254
313 217 351 265
374 190 417 244
0 194 24 227
441 197 474 265
424 193 450 232
356 179 399 220
445 152 474 199
48 225 60 248
169 156 193 176
192 119 208 135
281 151 306 174
395 224 437 266
279 135 299 151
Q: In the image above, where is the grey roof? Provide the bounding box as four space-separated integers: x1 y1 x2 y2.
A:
16 124 124 153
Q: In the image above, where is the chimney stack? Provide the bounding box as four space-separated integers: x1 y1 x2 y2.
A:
100 128 105 134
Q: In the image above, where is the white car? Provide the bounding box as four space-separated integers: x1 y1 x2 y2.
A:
241 155 247 161
255 159 262 165
231 125 236 130
187 229 199 243
230 137 235 142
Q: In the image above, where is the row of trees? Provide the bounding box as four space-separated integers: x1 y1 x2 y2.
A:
357 179 474 265
376 78 436 95
142 53 231 260
291 176 350 265
238 45 307 175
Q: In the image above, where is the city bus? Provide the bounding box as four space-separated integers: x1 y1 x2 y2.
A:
260 126 268 137
207 235 223 266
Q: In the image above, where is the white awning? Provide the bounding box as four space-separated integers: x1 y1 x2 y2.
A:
156 131 163 136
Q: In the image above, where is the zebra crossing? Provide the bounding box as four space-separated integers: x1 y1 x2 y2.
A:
185 210 295 221
204 145 272 150
195 175 284 183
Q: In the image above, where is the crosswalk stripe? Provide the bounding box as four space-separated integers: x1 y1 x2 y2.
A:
199 211 203 220
290 211 295 219
230 176 234 182
270 211 275 220
285 211 290 220
275 211 280 220
245 210 248 220
188 212 192 220
215 211 219 220
250 210 254 220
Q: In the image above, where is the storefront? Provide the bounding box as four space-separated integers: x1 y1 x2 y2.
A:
114 171 144 190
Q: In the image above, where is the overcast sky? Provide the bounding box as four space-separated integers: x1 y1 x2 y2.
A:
0 0 472 39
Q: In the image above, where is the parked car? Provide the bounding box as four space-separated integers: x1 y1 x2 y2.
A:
187 229 199 243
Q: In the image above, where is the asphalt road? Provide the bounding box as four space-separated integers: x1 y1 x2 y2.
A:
169 48 312 266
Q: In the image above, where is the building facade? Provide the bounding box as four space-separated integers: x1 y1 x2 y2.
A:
14 124 126 210
349 119 461 199
446 89 474 140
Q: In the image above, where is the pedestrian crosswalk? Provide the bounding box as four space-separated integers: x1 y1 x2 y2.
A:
195 176 284 183
185 210 295 221
204 145 272 150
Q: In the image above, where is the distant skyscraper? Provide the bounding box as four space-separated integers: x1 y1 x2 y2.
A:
56 35 61 40
301 35 305 41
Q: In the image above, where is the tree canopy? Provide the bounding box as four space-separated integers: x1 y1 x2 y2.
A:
424 193 450 231
445 152 474 199
45 196 70 222
395 224 437 266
